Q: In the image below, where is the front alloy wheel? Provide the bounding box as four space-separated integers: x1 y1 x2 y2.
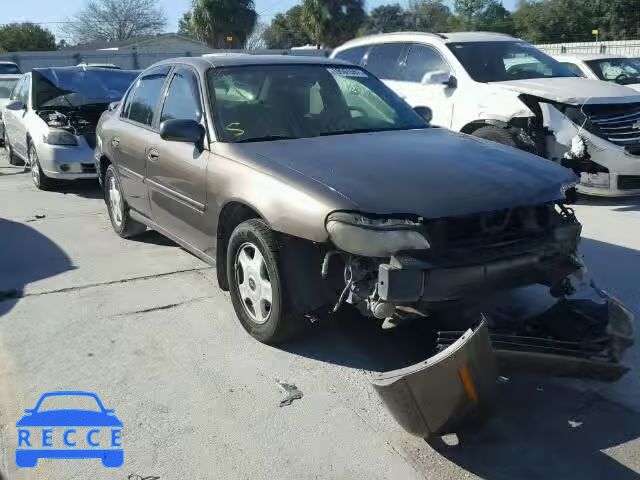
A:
29 143 54 190
104 164 146 238
227 219 302 344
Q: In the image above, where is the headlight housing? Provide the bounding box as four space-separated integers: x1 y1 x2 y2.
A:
326 211 430 257
43 129 77 146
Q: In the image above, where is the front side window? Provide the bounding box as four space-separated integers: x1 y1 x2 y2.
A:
160 68 203 123
448 41 576 82
400 44 451 83
364 43 405 80
334 46 369 66
17 77 30 105
124 72 167 126
9 77 24 101
586 58 640 85
208 64 426 143
0 78 19 99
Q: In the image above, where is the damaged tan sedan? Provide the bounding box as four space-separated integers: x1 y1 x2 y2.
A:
95 55 634 441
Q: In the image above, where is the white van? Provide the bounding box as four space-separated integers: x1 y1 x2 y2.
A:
332 32 640 196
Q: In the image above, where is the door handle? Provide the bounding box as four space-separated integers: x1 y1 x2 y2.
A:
111 137 120 148
147 148 159 161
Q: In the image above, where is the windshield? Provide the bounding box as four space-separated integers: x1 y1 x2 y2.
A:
207 64 427 143
37 395 102 412
0 64 21 74
586 58 640 85
33 67 139 108
448 41 577 82
0 78 19 98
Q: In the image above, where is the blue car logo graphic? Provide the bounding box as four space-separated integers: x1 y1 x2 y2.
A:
16 391 123 468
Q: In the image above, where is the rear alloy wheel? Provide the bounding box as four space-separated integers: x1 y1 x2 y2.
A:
104 164 146 238
227 219 302 344
29 143 55 190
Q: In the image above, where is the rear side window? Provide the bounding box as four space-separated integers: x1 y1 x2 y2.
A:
562 62 586 77
364 43 405 80
123 69 168 126
334 46 368 66
400 44 451 82
160 68 203 123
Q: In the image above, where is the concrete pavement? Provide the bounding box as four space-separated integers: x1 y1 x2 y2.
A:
1 149 640 480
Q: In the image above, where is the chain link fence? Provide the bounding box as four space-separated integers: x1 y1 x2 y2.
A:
536 40 640 57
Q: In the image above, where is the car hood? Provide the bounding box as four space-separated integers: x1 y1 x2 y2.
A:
16 410 123 427
492 77 640 104
233 128 577 219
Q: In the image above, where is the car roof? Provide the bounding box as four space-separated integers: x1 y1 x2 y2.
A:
0 74 22 80
0 61 18 65
333 31 519 52
554 53 627 62
150 54 347 73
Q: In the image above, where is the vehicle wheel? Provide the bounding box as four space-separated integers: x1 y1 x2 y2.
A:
6 134 24 166
29 142 56 190
472 126 518 148
104 164 146 238
101 450 124 468
15 450 38 468
227 219 302 344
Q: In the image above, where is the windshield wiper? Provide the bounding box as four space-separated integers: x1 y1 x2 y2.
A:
319 127 418 137
234 135 295 143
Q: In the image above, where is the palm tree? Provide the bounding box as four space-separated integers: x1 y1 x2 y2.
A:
185 0 257 49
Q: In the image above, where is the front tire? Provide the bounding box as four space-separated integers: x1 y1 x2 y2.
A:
227 219 301 344
29 142 56 190
472 126 518 148
104 164 146 238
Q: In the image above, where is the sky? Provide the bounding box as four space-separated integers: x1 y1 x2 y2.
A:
1 0 520 42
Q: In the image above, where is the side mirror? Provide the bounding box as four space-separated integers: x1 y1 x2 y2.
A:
422 71 457 89
6 100 26 111
108 102 119 112
104 408 115 414
413 106 433 124
160 119 205 145
23 409 34 414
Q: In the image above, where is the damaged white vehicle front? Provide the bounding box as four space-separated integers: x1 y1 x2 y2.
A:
332 32 640 196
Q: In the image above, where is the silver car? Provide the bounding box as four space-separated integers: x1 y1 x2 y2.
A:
0 74 22 145
2 66 138 189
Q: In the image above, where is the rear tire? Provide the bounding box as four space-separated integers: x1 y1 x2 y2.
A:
227 219 302 344
472 126 518 148
104 164 146 238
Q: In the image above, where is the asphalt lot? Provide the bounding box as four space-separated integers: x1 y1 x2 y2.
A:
1 147 640 480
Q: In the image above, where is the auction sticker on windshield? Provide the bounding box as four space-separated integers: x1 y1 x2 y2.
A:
327 67 369 78
15 391 123 468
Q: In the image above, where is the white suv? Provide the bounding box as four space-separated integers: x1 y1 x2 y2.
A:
332 32 640 196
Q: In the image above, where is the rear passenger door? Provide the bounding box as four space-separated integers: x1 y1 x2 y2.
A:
362 43 407 93
148 66 210 252
114 66 170 219
393 44 457 128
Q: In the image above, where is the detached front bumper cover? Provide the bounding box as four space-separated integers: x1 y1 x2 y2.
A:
371 320 497 439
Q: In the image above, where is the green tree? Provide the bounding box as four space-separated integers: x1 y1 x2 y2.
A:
0 23 57 52
407 0 456 32
475 0 514 34
64 0 167 43
454 0 491 28
600 0 640 39
263 5 312 48
364 4 411 34
302 0 366 47
180 0 258 48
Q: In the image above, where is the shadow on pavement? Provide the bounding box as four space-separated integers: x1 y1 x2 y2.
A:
55 179 103 199
129 229 180 247
576 194 640 212
431 376 640 480
0 218 73 317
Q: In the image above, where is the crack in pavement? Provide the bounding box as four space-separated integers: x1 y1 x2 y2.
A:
114 296 211 317
0 266 213 303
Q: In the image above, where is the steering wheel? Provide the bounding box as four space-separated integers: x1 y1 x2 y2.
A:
615 73 630 82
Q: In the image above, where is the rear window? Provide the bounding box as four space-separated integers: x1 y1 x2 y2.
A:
0 63 21 74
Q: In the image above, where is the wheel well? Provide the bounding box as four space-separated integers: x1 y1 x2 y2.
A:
215 202 262 291
99 155 111 184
